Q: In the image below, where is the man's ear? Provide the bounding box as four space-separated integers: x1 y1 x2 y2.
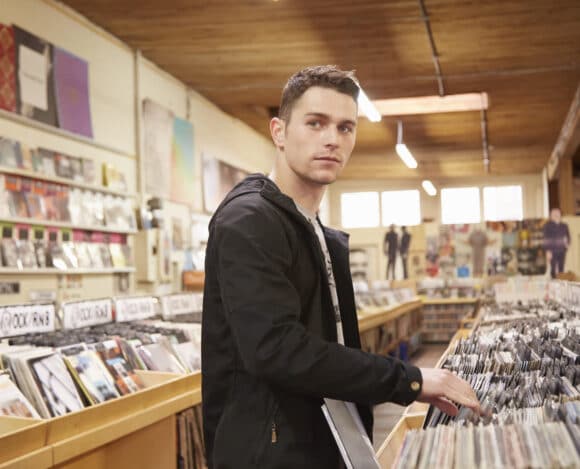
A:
270 117 285 150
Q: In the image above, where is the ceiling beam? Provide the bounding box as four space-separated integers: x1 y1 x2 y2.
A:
546 83 580 180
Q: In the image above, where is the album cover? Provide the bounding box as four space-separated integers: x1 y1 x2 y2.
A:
38 148 56 177
53 47 93 138
109 243 126 268
13 26 58 127
69 157 83 182
55 186 71 222
0 138 22 168
28 352 84 417
0 374 40 419
138 343 186 374
61 242 79 269
0 24 16 113
95 339 144 395
47 242 67 270
86 242 104 269
99 243 113 268
68 188 83 225
34 239 47 268
24 192 45 219
7 191 29 218
1 238 19 268
16 240 37 268
82 159 96 185
74 242 93 269
19 143 33 170
63 350 119 405
54 153 73 179
172 342 201 373
118 338 147 371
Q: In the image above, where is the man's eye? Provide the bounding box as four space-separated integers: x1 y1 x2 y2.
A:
307 120 322 128
339 125 354 133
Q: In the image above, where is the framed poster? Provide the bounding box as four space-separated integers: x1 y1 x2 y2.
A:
202 154 249 213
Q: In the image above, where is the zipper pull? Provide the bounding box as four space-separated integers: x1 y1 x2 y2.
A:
271 422 277 443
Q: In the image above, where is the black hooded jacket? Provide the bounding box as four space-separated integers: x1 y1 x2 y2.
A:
202 174 422 468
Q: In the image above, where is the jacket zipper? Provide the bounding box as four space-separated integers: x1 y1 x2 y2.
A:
271 421 277 443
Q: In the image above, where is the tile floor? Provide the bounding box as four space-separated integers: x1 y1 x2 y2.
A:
372 344 447 451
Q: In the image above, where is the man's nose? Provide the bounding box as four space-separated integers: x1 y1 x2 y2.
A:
322 126 339 146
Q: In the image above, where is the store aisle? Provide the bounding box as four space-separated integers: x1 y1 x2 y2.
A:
372 344 447 451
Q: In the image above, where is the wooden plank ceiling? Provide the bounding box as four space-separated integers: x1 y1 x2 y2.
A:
62 0 580 180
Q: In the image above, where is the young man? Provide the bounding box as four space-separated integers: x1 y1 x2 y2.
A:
384 224 399 280
202 65 480 469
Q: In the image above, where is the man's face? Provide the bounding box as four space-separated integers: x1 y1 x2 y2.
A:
550 209 562 222
271 86 357 185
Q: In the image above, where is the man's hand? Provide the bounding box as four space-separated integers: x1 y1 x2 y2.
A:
416 368 481 417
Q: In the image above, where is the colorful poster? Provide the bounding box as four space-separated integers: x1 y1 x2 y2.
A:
142 99 173 198
53 47 93 138
202 154 249 213
170 117 195 205
13 26 58 126
0 24 16 112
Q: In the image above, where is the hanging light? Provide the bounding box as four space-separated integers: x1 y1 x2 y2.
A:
395 121 418 169
422 180 437 196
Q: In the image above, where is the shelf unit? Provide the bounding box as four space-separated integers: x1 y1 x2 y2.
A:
0 267 135 275
420 297 479 343
358 299 423 357
0 166 136 198
0 216 137 235
0 109 133 158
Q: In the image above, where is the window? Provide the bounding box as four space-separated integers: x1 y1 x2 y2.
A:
483 185 523 221
441 187 481 224
381 190 421 226
341 192 379 228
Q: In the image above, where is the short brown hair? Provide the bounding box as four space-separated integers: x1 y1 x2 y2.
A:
278 65 359 122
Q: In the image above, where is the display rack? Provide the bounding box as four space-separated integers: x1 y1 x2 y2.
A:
0 371 202 469
358 299 422 356
0 267 135 275
0 216 137 235
0 109 133 158
0 166 136 198
420 297 479 343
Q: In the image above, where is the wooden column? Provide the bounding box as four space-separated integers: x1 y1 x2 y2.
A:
559 158 575 215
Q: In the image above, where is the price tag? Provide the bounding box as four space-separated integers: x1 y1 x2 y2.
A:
62 299 113 329
0 303 55 338
160 293 200 319
114 296 158 322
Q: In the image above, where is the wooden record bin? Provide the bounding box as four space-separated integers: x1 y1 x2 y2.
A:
0 371 202 469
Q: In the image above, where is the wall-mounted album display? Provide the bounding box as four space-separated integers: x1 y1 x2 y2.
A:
0 22 93 138
142 99 195 205
202 153 248 213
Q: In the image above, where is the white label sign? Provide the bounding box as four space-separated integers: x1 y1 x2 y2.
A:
115 296 158 322
161 293 200 319
62 299 113 329
0 304 55 338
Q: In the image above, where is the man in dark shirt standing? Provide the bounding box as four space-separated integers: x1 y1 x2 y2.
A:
399 226 412 279
384 225 398 280
543 208 570 278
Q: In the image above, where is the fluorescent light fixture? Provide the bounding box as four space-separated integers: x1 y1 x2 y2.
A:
395 143 418 169
373 92 488 116
422 180 437 196
357 87 382 122
395 120 417 169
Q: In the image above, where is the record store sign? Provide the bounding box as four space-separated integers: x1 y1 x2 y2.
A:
0 304 56 338
161 293 198 319
62 299 113 329
115 296 158 322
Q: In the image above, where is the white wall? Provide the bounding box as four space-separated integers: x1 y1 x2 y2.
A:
0 0 275 301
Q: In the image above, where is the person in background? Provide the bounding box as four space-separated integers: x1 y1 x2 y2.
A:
400 226 412 279
384 224 398 280
202 65 480 469
543 207 570 278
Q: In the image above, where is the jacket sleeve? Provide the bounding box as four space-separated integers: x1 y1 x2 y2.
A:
215 200 422 406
